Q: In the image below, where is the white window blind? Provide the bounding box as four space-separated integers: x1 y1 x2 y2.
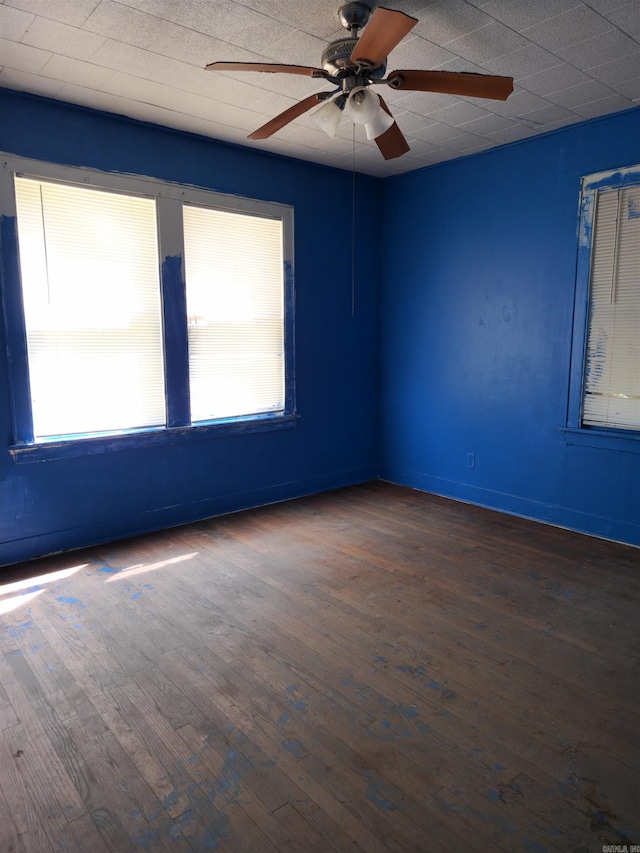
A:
183 204 285 422
583 184 640 431
14 177 166 439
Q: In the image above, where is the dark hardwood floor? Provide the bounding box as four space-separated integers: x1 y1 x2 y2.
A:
0 481 638 853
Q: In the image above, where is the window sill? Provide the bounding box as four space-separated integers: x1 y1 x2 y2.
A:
9 413 299 464
559 426 639 454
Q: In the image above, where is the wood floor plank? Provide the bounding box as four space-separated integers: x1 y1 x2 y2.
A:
0 728 55 853
0 677 19 731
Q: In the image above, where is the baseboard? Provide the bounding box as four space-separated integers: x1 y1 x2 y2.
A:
0 465 377 567
380 466 640 548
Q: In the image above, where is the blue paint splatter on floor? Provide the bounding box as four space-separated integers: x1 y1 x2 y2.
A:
57 596 80 605
202 826 225 850
214 749 242 800
98 566 118 573
131 591 142 600
364 772 397 811
494 762 506 772
285 684 297 693
426 678 456 700
487 789 501 802
7 622 33 639
282 740 307 759
130 827 157 848
395 665 457 700
544 583 572 601
163 790 180 810
522 840 548 853
278 711 290 726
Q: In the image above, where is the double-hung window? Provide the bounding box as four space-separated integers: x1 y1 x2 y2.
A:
568 164 640 437
1 156 295 455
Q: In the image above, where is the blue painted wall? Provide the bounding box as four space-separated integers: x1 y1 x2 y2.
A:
0 90 381 565
2 90 638 565
379 108 640 546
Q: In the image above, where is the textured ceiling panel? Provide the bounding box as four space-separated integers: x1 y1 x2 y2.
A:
82 0 168 48
558 28 639 68
571 91 634 117
40 54 115 87
478 0 582 31
0 65 66 96
517 62 591 96
588 51 640 86
20 16 107 59
0 0 637 177
0 37 51 73
606 3 640 39
426 99 490 124
0 3 34 40
522 5 615 52
457 111 516 134
4 0 101 27
412 0 494 44
614 76 640 99
443 21 528 64
545 78 619 107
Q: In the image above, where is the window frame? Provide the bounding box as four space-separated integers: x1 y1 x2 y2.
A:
564 163 640 452
0 154 297 464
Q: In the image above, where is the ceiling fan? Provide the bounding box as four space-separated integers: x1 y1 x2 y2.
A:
205 2 514 160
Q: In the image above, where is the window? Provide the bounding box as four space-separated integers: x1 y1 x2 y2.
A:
1 156 295 454
183 204 285 422
14 177 166 439
568 164 640 438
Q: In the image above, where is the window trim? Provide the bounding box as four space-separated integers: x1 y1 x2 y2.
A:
0 154 297 461
566 162 640 448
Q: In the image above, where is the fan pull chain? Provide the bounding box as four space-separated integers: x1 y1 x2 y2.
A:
351 121 356 317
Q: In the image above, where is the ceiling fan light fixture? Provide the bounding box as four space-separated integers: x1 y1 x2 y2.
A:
364 106 394 140
313 98 343 138
344 87 380 125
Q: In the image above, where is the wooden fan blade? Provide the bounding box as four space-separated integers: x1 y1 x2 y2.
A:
205 61 327 78
387 69 514 100
375 97 410 160
248 94 323 140
350 7 417 69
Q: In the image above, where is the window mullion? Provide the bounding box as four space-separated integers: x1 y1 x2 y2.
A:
0 166 34 443
157 196 190 428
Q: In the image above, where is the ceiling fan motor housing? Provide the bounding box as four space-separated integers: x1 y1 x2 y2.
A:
323 2 385 77
321 38 387 77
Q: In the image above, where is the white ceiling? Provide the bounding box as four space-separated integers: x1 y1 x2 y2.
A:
0 0 638 177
